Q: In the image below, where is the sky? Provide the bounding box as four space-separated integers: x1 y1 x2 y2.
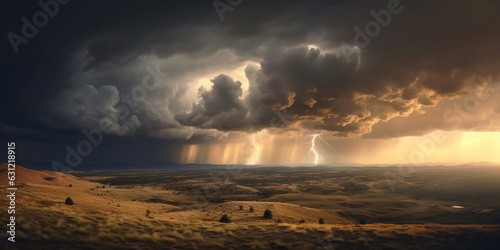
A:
1 0 500 169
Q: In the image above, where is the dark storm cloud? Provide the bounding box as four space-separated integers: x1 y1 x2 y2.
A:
175 0 500 137
2 0 500 146
176 74 248 130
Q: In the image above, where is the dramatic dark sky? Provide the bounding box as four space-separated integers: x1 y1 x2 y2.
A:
2 0 500 168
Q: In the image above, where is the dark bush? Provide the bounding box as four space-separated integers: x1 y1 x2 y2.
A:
239 205 243 210
299 219 305 224
263 210 273 219
277 219 282 223
68 184 72 187
249 207 254 212
219 214 231 223
65 197 74 205
359 219 367 225
319 218 324 224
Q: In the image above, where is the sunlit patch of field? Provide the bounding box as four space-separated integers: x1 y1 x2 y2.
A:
160 201 351 225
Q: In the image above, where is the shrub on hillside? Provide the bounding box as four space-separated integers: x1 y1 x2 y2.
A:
263 210 273 219
219 214 231 223
65 197 74 205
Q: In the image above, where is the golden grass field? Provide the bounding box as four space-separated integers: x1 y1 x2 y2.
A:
1 163 500 249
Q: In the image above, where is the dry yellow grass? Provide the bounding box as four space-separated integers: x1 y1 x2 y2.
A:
1 164 499 249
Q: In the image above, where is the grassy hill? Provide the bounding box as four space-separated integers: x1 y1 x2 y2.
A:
1 164 499 249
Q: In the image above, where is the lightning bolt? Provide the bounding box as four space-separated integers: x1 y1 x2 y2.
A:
249 134 260 165
308 134 331 165
309 134 320 165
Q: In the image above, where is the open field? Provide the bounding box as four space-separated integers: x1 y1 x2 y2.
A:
1 163 500 249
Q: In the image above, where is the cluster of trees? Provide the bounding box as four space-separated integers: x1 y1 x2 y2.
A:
340 181 370 193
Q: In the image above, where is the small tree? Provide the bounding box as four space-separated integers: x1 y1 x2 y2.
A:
146 210 151 217
239 205 244 210
263 210 273 219
65 197 74 205
249 207 254 212
219 214 231 223
319 218 324 224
